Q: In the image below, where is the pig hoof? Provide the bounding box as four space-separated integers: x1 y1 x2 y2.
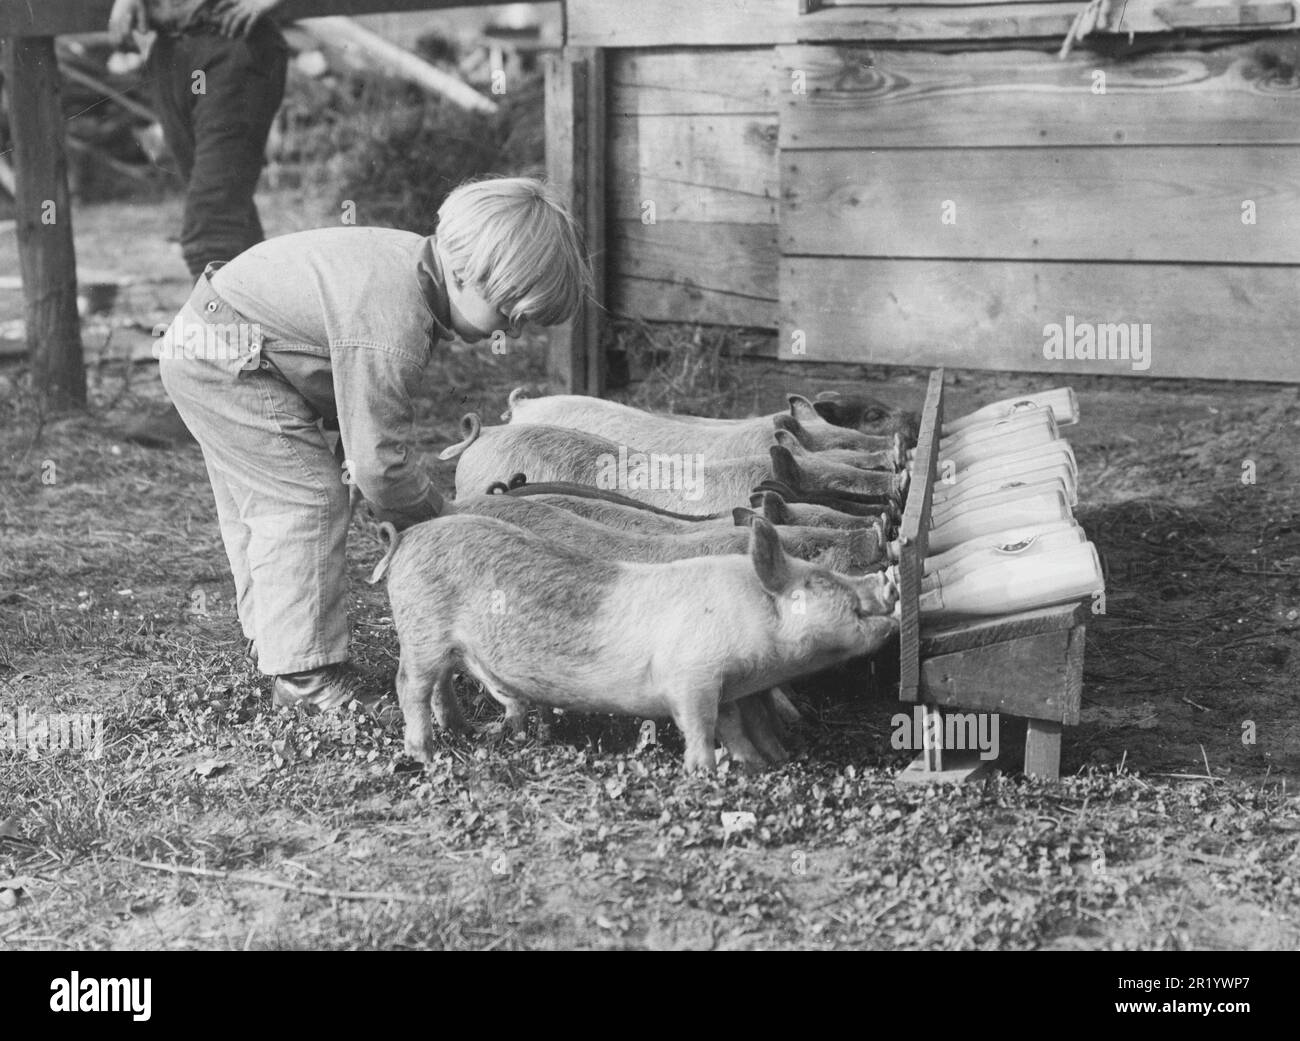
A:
403 731 438 765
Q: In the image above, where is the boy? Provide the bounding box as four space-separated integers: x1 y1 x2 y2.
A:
157 177 592 711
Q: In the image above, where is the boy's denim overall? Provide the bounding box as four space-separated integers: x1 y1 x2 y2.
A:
158 228 454 676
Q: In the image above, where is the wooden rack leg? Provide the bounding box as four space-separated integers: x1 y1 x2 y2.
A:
1024 719 1062 780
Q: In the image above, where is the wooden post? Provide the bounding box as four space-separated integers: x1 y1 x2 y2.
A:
544 46 605 396
4 36 85 408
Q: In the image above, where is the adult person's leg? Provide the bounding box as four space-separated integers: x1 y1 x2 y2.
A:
178 22 287 276
127 24 288 448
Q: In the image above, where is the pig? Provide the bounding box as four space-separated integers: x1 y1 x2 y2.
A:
504 485 889 537
381 514 898 772
453 494 888 573
773 428 895 472
440 413 908 515
813 390 920 446
753 476 900 518
747 490 891 532
504 389 896 455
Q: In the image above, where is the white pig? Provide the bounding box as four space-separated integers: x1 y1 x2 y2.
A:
440 414 906 514
382 514 898 772
504 389 896 456
453 494 888 573
508 488 888 538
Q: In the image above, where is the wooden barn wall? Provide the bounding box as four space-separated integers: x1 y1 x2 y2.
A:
776 42 1300 381
608 49 780 332
606 37 1300 381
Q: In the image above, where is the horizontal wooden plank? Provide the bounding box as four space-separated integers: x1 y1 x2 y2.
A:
920 603 1087 657
612 277 780 328
567 0 1300 47
822 0 1295 17
612 220 777 301
781 146 1300 263
610 218 778 327
609 114 778 223
0 0 500 35
780 256 1300 381
920 629 1079 721
609 50 776 115
1154 1 1295 25
777 42 1300 148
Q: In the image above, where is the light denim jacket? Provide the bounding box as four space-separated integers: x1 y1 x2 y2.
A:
211 226 455 529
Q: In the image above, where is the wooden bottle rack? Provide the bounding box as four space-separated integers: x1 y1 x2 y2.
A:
896 369 1088 781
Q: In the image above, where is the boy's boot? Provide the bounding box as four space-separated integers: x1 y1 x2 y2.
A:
273 662 393 720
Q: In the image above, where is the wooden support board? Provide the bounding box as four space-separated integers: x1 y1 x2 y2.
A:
0 0 506 36
776 43 1300 150
779 256 1300 383
545 47 606 396
781 147 1300 264
897 368 946 703
2 36 85 408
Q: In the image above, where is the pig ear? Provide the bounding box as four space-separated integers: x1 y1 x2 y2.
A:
815 390 842 402
732 507 760 528
749 517 793 595
812 401 839 424
787 394 822 425
749 490 784 522
773 428 804 455
769 444 802 486
772 413 799 435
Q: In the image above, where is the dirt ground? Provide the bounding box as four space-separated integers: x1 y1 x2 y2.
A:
0 196 1297 950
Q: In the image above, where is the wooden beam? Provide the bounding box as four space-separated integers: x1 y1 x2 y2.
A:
544 47 606 396
919 629 1081 721
920 603 1087 659
0 0 506 36
609 114 779 224
897 369 945 703
609 49 776 116
3 37 85 408
567 0 1300 47
1024 719 1063 779
610 220 778 327
298 16 497 113
777 42 1300 150
781 146 1300 264
781 256 1300 382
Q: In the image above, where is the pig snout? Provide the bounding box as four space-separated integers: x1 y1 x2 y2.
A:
853 571 898 616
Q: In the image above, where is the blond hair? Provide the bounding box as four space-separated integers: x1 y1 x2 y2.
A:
436 177 593 327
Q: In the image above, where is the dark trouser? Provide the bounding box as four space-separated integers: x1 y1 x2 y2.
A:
148 23 288 277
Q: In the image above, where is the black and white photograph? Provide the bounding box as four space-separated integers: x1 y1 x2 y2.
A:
0 0 1297 963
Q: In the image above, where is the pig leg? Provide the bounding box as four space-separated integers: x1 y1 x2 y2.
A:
715 702 769 770
768 686 803 728
426 656 471 735
481 685 530 738
738 693 791 764
397 652 462 763
670 694 719 774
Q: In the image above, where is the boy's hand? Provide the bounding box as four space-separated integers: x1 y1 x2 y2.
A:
211 0 283 38
108 0 148 49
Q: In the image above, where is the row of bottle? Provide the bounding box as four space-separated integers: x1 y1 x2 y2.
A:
887 387 1102 620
